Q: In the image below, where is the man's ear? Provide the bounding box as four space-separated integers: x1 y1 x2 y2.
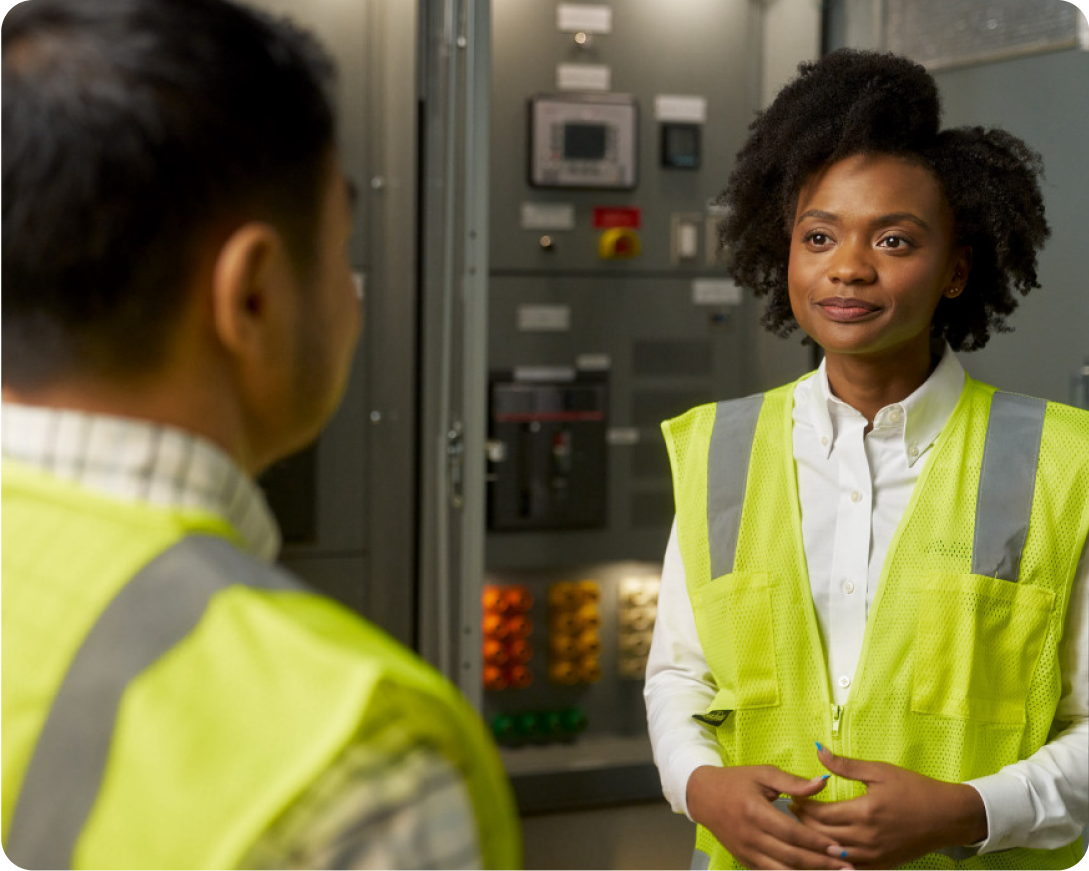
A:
209 222 294 361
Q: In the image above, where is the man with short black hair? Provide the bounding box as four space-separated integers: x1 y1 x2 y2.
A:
1 1 520 867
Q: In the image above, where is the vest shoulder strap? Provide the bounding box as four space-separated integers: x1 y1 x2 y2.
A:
707 393 765 578
7 535 300 870
973 390 1046 581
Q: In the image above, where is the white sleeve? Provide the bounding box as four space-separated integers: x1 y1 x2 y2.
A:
966 538 1089 853
644 519 723 819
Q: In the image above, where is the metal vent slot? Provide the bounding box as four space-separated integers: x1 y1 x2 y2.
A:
884 0 1079 69
633 340 714 378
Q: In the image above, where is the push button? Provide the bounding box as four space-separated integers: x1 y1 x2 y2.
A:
598 227 642 260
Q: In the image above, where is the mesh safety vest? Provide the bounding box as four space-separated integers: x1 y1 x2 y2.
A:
662 376 1089 870
2 460 521 869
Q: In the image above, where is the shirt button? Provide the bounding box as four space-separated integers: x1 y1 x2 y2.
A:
821 436 829 447
838 675 851 688
889 409 903 424
850 490 862 503
908 444 920 458
842 581 856 595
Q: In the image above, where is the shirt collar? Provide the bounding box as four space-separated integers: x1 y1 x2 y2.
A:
1 403 281 561
806 344 966 467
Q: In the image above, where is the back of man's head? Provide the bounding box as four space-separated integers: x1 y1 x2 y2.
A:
2 0 337 389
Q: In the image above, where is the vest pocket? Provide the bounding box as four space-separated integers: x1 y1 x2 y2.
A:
691 571 780 710
911 572 1054 725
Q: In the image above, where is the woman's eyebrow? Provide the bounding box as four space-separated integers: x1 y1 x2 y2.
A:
872 212 931 231
794 209 931 231
795 209 838 225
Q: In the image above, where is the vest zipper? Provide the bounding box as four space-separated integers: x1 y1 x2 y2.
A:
827 704 845 800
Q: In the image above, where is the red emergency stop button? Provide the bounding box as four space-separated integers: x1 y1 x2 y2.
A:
598 227 642 260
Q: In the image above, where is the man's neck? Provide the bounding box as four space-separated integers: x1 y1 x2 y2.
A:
2 372 252 472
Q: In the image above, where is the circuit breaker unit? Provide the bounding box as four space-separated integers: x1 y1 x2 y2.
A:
488 374 608 531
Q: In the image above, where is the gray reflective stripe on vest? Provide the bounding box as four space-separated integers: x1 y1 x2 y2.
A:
7 535 302 870
707 394 765 578
973 391 1046 582
690 847 711 870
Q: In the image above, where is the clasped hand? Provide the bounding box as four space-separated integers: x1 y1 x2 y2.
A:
687 745 987 870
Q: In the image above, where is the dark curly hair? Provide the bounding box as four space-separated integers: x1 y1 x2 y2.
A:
719 49 1049 352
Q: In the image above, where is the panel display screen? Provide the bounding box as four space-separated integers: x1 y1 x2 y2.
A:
529 94 637 188
563 123 607 160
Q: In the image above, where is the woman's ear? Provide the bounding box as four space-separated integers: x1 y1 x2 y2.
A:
209 222 293 361
945 246 973 299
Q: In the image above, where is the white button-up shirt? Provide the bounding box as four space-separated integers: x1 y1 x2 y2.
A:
645 349 1089 853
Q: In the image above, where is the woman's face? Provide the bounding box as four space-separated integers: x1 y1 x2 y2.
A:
788 153 970 367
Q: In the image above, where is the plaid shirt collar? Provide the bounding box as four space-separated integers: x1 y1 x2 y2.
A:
2 403 280 562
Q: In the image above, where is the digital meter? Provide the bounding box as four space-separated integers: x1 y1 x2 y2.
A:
528 93 638 189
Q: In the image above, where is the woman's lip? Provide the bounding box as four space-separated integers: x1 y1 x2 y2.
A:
816 297 880 321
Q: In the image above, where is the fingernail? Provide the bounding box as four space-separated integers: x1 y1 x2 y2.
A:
816 741 824 752
821 774 831 780
841 850 849 859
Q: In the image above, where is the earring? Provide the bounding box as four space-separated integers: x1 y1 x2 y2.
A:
946 286 962 298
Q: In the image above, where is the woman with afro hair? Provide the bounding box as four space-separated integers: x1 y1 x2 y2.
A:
646 49 1088 870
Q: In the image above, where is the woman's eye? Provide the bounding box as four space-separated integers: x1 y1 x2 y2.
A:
805 232 830 246
879 235 911 249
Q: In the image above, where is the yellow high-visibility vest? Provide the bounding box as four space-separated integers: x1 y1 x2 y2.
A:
662 377 1089 870
2 460 521 869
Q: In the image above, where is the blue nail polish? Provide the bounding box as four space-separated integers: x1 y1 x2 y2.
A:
821 774 830 780
816 741 824 752
841 850 848 859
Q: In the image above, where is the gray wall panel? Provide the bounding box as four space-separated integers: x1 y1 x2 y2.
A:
933 48 1089 405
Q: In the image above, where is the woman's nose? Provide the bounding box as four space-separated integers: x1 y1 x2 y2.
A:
827 239 876 285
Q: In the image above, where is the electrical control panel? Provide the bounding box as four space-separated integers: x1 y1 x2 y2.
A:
484 0 811 814
529 93 638 189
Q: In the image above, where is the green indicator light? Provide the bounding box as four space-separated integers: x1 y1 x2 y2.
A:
560 707 588 733
491 715 515 740
514 712 538 736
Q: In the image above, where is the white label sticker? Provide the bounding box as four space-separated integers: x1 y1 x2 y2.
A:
576 353 612 371
557 63 611 91
692 279 742 306
557 4 613 34
521 202 577 231
606 427 640 446
518 304 571 332
513 365 576 383
654 95 708 123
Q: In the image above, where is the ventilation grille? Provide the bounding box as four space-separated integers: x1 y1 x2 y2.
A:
884 0 1080 69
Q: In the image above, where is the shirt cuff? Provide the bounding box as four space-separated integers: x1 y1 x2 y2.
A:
965 773 1034 853
666 743 725 821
